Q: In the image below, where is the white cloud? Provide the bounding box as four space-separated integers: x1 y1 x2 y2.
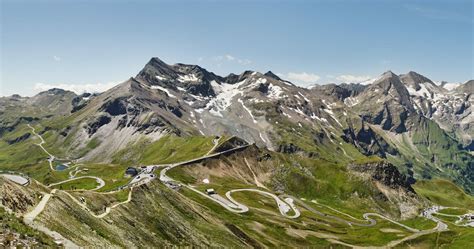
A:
336 74 372 83
225 54 235 61
237 58 251 65
278 72 320 86
34 81 119 94
213 54 252 65
53 56 61 62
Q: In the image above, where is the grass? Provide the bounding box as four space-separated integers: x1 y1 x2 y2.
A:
167 157 443 247
413 179 474 209
75 164 130 192
67 189 131 213
448 228 474 248
2 106 473 247
410 118 474 193
394 230 458 248
433 213 459 224
112 135 215 165
54 177 99 190
398 216 437 230
178 185 434 248
437 208 470 216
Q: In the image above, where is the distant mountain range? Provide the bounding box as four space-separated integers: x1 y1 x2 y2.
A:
2 57 472 193
2 57 474 247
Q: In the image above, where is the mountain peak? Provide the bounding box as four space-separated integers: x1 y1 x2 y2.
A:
458 79 474 93
381 70 397 78
39 88 71 95
149 57 167 65
137 57 176 82
372 71 399 85
400 71 434 86
264 71 281 80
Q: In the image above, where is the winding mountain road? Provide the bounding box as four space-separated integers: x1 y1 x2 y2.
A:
62 188 133 219
28 124 56 171
48 176 105 191
28 123 107 192
226 189 300 218
20 127 457 247
23 189 80 248
157 144 300 218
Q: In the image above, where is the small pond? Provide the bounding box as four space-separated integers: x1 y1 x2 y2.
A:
55 164 68 171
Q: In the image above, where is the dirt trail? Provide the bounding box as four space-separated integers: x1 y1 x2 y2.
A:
23 189 79 248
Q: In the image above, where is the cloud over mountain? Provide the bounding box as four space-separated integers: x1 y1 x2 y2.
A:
34 81 119 95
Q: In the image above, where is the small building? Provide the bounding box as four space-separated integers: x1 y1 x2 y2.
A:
206 188 216 195
125 167 139 177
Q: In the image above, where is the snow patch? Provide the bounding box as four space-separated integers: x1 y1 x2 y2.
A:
344 97 359 107
150 85 176 98
155 75 167 81
205 80 247 117
442 83 460 91
178 74 199 82
298 92 311 103
323 109 343 127
184 100 195 106
238 98 257 123
267 83 284 99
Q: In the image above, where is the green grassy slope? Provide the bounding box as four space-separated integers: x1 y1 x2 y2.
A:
413 179 474 209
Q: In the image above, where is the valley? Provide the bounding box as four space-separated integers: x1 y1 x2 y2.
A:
1 57 473 248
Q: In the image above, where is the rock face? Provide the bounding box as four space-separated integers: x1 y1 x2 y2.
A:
312 83 367 101
6 133 31 145
0 179 36 213
278 143 303 154
349 161 413 192
136 57 223 97
214 136 249 153
342 122 398 158
350 71 415 133
86 113 112 136
348 161 423 218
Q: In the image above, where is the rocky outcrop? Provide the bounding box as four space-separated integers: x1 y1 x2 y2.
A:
0 179 35 213
352 71 416 133
71 93 96 113
136 57 223 97
277 143 302 154
85 113 112 135
6 133 31 145
348 160 423 218
101 97 128 116
342 122 398 158
348 161 413 192
214 136 249 153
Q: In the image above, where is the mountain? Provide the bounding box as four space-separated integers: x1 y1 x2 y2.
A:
1 57 473 247
0 89 83 135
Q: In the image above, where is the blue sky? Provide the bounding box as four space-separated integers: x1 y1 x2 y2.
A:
1 0 472 96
